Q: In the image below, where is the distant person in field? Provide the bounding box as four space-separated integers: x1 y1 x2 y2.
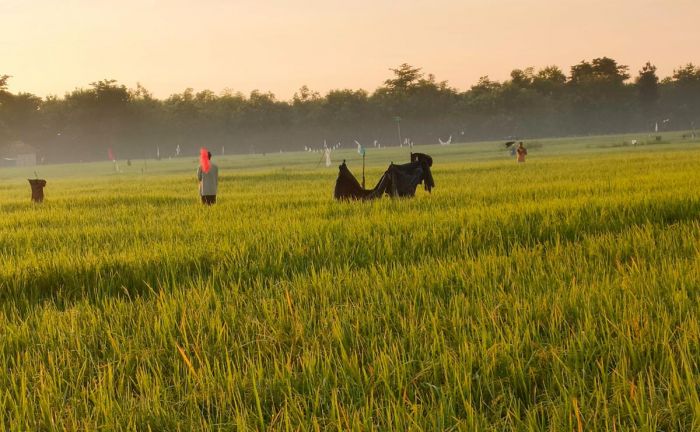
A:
197 148 219 205
516 142 527 163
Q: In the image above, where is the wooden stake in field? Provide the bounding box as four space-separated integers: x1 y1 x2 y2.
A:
362 152 365 188
356 141 366 188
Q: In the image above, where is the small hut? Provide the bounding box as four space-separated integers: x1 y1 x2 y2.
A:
0 141 37 167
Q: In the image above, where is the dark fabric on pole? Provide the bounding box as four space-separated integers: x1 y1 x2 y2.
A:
28 179 47 203
334 153 434 200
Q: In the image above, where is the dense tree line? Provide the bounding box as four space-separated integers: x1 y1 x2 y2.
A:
1 58 699 163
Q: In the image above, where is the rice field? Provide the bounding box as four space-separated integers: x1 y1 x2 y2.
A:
1 135 699 430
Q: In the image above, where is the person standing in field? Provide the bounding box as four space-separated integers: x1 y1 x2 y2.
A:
197 149 219 205
516 142 528 163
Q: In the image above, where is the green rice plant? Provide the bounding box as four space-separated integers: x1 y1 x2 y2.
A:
0 137 699 430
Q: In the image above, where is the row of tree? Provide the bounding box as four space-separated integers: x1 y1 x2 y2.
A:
1 58 699 163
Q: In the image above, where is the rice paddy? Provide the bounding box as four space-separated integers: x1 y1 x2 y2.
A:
1 134 699 430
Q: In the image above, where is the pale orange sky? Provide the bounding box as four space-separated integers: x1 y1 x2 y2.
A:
2 0 698 100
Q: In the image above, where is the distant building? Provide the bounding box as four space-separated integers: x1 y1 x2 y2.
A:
0 141 37 167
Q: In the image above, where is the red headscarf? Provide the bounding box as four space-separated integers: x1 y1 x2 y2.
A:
200 147 210 173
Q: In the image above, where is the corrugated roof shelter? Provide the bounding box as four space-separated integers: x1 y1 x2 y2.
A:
0 141 37 167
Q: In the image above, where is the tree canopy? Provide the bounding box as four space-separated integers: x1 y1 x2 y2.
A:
1 58 699 163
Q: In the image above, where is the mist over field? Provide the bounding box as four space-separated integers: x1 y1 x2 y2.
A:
2 60 700 164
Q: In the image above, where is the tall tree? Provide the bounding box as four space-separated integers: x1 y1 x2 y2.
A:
510 68 534 88
635 62 659 120
383 63 423 93
671 63 700 82
0 74 10 93
568 57 632 133
665 63 700 126
0 75 11 143
532 66 566 96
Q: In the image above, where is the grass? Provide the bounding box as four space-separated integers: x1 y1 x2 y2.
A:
1 133 699 430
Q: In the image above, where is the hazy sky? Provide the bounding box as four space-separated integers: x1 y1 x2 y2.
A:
2 0 699 100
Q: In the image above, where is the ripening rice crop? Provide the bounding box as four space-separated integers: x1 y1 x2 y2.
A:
0 139 699 430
